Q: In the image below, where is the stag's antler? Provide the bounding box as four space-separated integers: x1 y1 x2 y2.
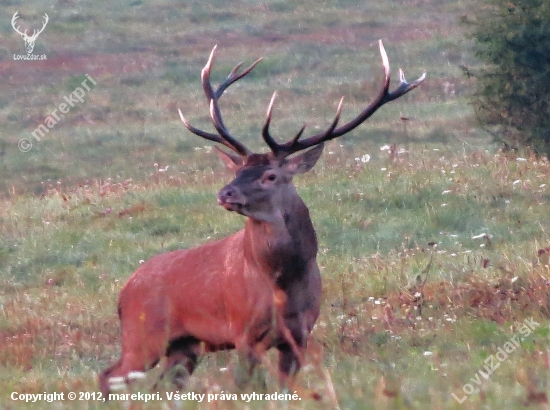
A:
11 11 49 40
33 13 49 39
179 45 262 157
11 12 25 37
179 41 426 159
263 40 426 159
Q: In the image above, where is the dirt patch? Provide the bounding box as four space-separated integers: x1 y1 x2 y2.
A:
0 51 160 87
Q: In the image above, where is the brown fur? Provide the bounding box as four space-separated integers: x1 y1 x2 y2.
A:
99 149 323 395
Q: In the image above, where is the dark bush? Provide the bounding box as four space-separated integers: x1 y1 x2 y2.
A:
464 0 550 155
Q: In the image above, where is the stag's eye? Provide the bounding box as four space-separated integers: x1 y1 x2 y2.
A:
261 172 277 184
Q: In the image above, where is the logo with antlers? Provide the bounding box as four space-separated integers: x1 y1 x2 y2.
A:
11 11 49 54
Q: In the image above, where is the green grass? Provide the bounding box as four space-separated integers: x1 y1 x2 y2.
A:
1 0 550 409
2 146 550 409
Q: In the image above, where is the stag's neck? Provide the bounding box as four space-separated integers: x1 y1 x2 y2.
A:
243 193 317 284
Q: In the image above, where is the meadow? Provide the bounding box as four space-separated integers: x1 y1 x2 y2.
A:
1 0 549 409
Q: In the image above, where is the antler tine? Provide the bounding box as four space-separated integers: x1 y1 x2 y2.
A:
261 92 312 159
315 96 345 139
36 13 49 36
182 45 263 157
264 94 345 159
201 47 254 156
261 91 280 154
216 57 263 99
178 108 242 153
287 125 306 149
387 68 426 102
271 40 425 158
280 97 344 158
11 11 26 36
208 99 244 152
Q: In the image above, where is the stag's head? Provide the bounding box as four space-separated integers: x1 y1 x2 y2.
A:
11 11 49 54
179 43 425 222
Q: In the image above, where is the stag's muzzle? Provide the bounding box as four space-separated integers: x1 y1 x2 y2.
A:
217 184 246 213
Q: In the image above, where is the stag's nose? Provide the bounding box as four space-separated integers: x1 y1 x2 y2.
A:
217 185 243 210
218 185 233 202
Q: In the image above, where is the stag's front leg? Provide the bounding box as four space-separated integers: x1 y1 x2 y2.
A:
155 337 201 390
276 313 308 385
233 350 261 388
233 337 268 389
278 343 302 380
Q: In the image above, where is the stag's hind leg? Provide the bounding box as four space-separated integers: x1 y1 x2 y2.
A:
99 352 159 397
99 328 169 397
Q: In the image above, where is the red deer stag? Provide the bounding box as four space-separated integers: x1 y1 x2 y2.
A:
99 41 425 395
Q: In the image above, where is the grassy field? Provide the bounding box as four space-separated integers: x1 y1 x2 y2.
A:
1 0 550 409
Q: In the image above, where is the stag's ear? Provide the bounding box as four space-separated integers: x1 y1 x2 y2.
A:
215 146 243 171
284 143 324 175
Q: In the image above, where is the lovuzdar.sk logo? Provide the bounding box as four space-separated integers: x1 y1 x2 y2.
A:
11 10 48 61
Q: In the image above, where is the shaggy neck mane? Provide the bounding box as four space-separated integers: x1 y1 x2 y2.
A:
242 192 317 286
